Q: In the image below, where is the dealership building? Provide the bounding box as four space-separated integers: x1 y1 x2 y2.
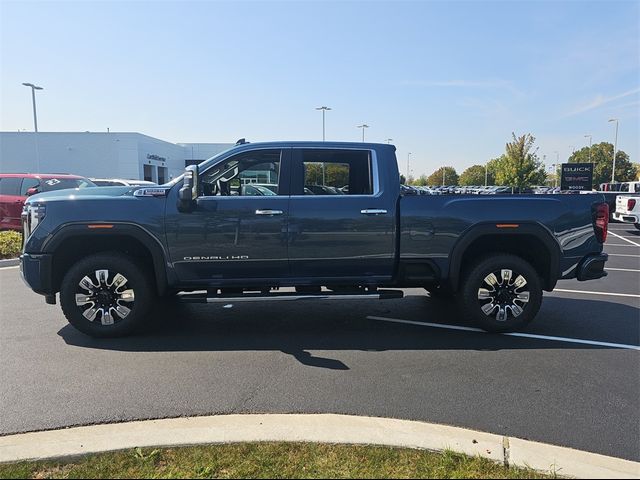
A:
0 132 233 183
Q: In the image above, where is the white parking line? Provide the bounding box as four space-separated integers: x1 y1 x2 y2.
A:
606 267 640 273
552 288 640 298
604 243 640 247
607 253 640 258
609 230 640 247
0 266 19 271
367 316 640 350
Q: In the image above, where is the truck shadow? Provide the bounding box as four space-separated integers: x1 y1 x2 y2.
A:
57 295 639 370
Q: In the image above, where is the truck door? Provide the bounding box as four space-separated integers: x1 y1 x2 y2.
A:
166 148 291 283
287 148 396 281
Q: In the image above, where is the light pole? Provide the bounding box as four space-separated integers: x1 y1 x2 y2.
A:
485 164 489 186
442 166 446 187
22 82 43 132
584 134 592 162
406 152 412 181
609 118 618 183
357 124 369 142
315 106 331 141
385 138 393 144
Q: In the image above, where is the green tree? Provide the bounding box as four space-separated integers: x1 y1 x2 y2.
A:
459 165 488 186
567 143 636 187
494 133 546 190
411 174 429 186
427 167 459 186
399 174 406 185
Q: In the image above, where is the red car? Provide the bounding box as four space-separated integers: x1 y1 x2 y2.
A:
0 173 96 231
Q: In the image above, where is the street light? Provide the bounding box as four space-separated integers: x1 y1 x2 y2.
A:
315 106 331 141
609 118 619 183
22 82 43 132
584 134 592 162
442 166 447 187
406 152 412 180
385 138 393 144
356 124 369 142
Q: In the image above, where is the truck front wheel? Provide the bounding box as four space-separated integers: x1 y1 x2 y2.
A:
60 252 155 338
460 254 542 333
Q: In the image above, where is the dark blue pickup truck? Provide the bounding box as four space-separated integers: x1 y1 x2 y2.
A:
21 142 610 337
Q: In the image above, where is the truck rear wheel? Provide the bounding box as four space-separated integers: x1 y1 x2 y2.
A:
60 252 155 338
460 254 542 333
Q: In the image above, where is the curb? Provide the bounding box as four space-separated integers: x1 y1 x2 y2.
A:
1 414 638 478
0 258 19 268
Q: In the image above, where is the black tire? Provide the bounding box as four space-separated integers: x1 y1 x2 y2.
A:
60 252 156 338
460 254 542 333
635 223 640 231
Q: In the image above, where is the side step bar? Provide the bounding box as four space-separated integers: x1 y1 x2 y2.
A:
177 289 404 304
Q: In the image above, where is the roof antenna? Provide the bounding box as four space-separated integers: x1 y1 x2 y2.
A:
235 138 248 145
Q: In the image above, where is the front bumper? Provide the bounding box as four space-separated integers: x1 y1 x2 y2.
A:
20 253 55 297
576 253 608 281
613 212 638 224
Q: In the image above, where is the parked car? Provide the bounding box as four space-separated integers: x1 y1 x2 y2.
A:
20 141 609 338
0 173 95 231
614 195 640 229
90 179 157 187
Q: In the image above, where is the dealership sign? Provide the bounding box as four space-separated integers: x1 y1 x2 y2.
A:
561 163 593 191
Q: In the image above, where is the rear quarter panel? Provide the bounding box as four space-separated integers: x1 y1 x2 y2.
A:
400 193 606 283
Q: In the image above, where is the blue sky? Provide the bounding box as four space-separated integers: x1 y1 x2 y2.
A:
1 0 638 177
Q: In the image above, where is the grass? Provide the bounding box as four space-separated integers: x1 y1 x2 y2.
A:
0 442 556 479
0 230 22 260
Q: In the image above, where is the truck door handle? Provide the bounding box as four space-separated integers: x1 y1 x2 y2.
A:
361 209 388 215
255 209 284 216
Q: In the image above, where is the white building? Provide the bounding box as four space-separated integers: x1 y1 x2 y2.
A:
0 132 233 183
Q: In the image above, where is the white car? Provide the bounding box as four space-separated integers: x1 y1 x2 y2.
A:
614 195 640 230
90 179 158 187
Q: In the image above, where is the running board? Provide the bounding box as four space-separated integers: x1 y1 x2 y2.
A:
177 289 404 304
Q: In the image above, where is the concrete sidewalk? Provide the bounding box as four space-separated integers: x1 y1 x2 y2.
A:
1 414 638 478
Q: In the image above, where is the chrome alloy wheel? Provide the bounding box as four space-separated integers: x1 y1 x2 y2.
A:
75 270 135 326
477 269 530 322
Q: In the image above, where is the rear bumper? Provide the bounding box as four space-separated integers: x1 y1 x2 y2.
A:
576 253 608 281
20 253 54 296
613 212 638 224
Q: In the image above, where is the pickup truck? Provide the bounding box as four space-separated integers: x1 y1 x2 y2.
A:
613 195 640 229
20 142 610 338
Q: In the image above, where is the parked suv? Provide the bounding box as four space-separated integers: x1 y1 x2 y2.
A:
0 173 95 231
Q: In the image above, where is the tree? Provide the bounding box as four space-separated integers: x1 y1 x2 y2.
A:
399 174 406 185
459 165 488 186
427 167 459 186
494 133 546 190
411 174 429 186
567 143 636 187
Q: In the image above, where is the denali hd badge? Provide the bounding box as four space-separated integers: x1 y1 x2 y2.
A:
134 188 170 197
183 255 250 261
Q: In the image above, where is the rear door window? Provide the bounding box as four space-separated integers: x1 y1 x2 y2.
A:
0 177 22 196
295 149 373 195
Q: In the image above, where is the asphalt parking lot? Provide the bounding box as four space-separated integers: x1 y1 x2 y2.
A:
0 223 638 462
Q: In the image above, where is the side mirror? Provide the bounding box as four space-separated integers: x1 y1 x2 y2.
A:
177 165 199 213
26 187 39 196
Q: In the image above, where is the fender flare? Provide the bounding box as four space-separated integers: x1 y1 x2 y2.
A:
447 222 562 292
43 222 169 295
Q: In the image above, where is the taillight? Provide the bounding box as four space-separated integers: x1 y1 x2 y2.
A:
594 203 609 243
628 199 637 211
